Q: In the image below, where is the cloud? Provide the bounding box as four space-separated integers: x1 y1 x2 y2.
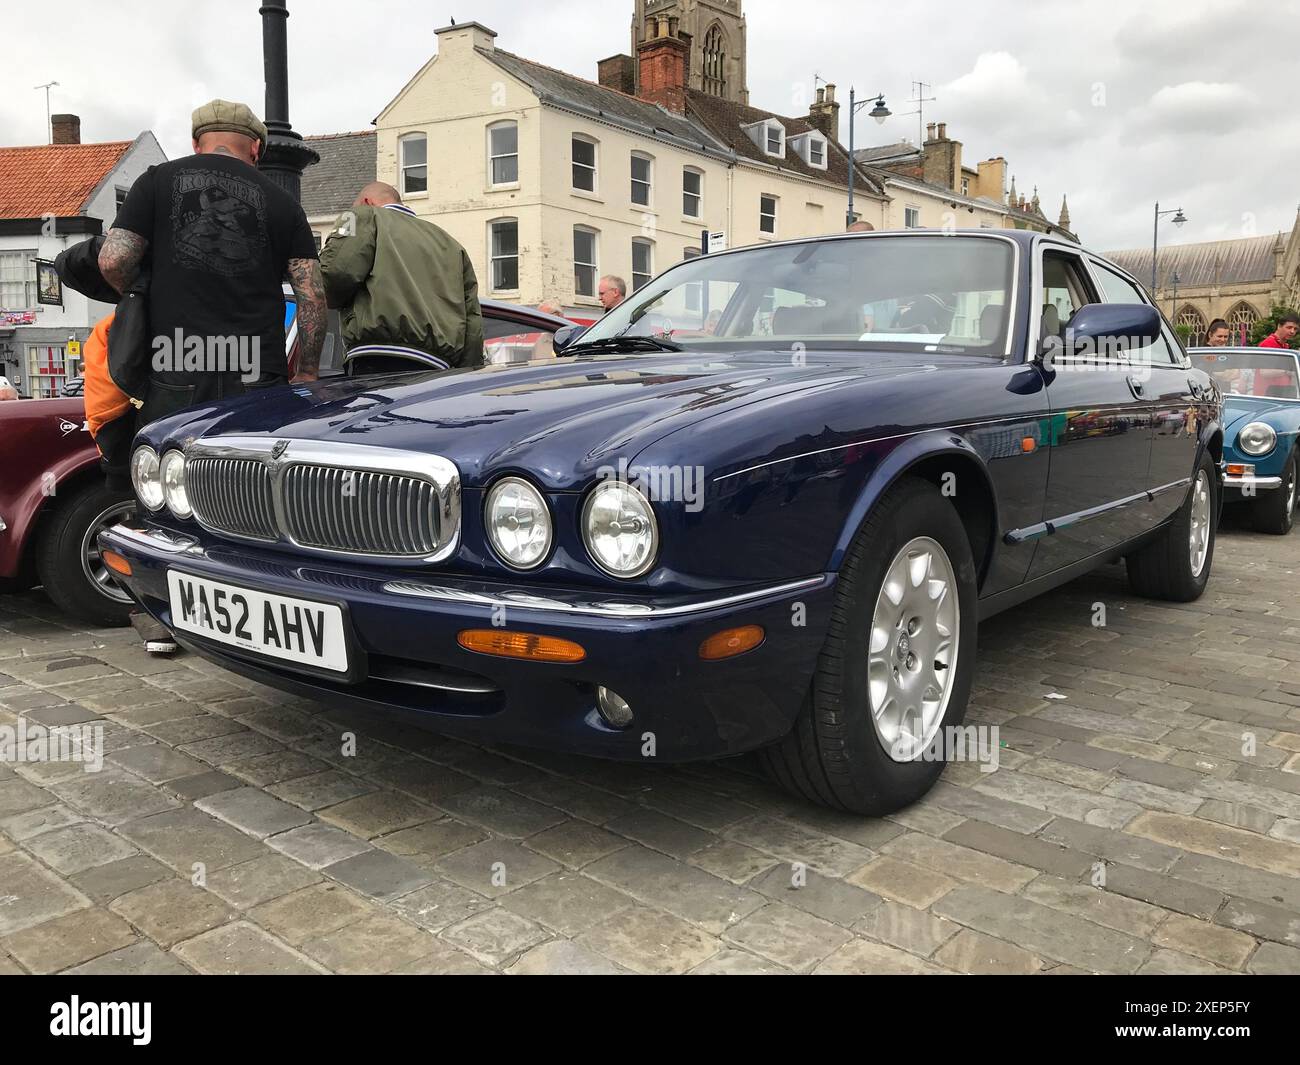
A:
2 0 1296 252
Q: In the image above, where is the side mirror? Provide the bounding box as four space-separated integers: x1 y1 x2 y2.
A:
1059 303 1162 362
552 324 585 356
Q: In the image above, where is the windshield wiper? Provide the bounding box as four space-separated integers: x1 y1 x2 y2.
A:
571 334 684 354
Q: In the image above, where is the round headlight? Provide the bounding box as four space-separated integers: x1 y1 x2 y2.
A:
161 450 191 518
1238 421 1277 457
486 477 552 569
130 446 163 511
583 481 658 579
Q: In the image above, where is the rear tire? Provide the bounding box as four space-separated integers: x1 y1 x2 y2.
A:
1126 451 1217 602
35 482 135 627
759 477 979 815
1251 451 1297 536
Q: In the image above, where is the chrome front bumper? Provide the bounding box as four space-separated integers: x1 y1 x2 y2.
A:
1223 474 1282 490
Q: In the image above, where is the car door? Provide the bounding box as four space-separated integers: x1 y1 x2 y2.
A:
1027 246 1153 579
1087 259 1199 525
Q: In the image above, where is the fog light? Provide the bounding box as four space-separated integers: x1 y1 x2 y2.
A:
457 629 585 663
102 550 132 577
595 686 633 729
699 624 765 660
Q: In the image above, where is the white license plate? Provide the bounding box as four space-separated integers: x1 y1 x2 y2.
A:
167 571 349 673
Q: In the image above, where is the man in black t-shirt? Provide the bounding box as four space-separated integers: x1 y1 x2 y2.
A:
99 99 326 425
98 99 327 655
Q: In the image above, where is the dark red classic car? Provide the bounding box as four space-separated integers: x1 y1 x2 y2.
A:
0 396 134 625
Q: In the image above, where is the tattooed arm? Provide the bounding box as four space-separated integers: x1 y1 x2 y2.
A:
288 258 328 382
98 228 148 294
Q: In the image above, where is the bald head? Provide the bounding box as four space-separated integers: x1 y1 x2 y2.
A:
194 131 260 166
354 182 403 207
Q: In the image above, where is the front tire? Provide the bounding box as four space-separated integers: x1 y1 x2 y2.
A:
34 482 135 627
1251 451 1297 536
1126 452 1217 602
759 477 979 815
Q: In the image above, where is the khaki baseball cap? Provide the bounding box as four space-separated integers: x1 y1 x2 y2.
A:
191 99 268 151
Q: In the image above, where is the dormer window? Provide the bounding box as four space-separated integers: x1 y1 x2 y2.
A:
743 118 786 159
789 131 828 170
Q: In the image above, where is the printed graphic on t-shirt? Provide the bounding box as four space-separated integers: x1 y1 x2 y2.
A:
169 169 268 276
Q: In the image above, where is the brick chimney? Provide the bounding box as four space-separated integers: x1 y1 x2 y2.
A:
51 114 81 145
808 83 841 141
636 14 689 113
598 54 636 95
921 120 962 192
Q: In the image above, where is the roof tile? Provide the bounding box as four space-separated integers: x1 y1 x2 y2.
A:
0 141 132 219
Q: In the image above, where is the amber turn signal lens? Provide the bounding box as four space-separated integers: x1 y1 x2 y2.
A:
102 550 132 577
1021 437 1037 454
699 624 765 661
1225 464 1252 477
457 629 586 663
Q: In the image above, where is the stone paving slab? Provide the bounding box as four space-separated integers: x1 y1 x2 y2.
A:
2 525 1300 973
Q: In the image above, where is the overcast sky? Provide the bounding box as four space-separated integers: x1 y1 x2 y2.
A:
8 0 1298 250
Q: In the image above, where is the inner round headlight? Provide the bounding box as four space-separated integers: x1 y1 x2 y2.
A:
1238 422 1277 457
130 446 163 511
486 477 552 569
583 480 658 578
161 450 191 518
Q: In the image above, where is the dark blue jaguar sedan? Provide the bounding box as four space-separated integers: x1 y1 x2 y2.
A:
101 231 1222 814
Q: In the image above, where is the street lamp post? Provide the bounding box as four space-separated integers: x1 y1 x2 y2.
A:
258 0 318 203
1151 201 1188 295
846 86 891 228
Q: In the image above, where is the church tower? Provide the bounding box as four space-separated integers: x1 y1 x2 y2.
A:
631 0 748 104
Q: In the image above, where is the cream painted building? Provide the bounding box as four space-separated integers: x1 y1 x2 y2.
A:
371 19 887 315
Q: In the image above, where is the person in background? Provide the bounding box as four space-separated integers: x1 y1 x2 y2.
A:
320 181 483 375
0 376 17 400
537 300 565 317
597 275 627 314
1259 314 1299 349
1204 319 1230 347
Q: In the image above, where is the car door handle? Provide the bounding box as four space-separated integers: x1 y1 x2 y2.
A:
1127 375 1145 399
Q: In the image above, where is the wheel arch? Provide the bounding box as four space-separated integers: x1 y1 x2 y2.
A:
829 432 999 591
6 457 105 577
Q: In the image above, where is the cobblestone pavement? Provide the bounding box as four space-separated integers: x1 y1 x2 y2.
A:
2 516 1299 975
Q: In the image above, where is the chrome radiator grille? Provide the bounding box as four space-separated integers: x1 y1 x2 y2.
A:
185 438 460 563
187 458 277 541
282 465 442 556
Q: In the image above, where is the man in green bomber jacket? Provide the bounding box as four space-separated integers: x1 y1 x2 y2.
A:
320 182 484 373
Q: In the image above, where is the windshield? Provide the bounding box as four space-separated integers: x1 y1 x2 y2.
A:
1190 349 1300 400
574 235 1016 356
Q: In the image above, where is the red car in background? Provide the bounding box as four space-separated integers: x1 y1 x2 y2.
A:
0 397 135 625
1 300 583 627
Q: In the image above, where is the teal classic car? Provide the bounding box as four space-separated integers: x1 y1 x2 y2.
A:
1190 346 1300 534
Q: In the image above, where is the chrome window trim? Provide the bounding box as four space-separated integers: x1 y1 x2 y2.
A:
383 574 826 618
184 437 461 565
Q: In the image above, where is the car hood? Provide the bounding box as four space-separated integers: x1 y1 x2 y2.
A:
150 349 960 490
1222 394 1300 438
